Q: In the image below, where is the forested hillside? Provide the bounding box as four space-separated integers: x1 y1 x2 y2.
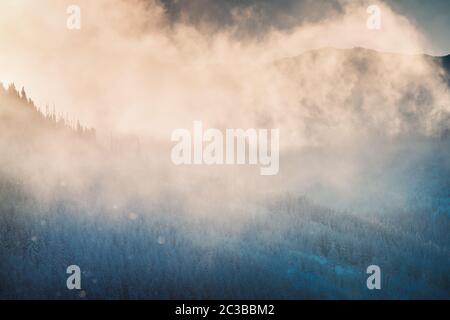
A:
0 49 449 299
0 83 95 140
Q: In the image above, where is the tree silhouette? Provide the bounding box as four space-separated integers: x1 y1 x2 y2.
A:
0 81 95 140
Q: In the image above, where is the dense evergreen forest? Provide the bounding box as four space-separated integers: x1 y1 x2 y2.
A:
0 51 449 299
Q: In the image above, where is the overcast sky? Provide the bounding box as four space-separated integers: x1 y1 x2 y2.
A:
158 0 450 56
389 0 450 55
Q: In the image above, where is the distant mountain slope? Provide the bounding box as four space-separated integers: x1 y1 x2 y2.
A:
273 47 450 140
440 54 450 83
278 47 450 84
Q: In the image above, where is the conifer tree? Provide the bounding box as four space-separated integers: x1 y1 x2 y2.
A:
21 87 27 101
8 83 19 99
